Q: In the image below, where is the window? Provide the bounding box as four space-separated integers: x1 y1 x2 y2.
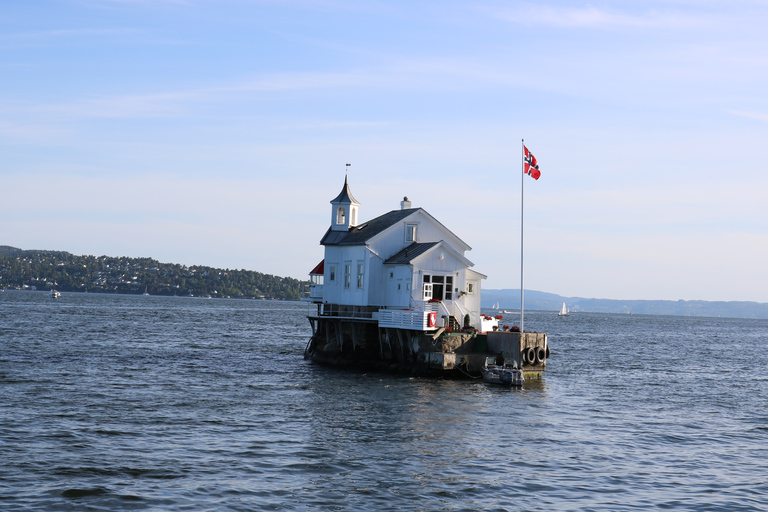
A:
467 283 474 294
336 206 346 225
422 274 452 300
357 263 364 288
329 266 336 282
405 223 417 242
344 263 351 288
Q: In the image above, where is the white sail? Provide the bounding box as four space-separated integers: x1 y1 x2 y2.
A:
558 302 569 316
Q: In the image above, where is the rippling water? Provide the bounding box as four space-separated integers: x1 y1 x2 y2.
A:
2 291 767 511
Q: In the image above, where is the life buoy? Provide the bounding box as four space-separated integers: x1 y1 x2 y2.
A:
427 312 436 327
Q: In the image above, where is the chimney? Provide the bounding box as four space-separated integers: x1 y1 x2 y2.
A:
400 196 412 210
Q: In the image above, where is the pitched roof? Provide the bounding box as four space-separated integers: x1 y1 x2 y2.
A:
385 240 475 268
384 242 439 264
321 208 419 246
309 260 324 275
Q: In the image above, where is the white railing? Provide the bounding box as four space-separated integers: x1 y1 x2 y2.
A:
309 283 323 300
374 300 484 332
378 309 437 330
408 299 481 330
452 300 480 329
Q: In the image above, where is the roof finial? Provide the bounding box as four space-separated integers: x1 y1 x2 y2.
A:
345 162 351 176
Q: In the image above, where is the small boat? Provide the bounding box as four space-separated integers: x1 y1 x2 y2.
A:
481 357 524 386
558 302 569 316
50 290 61 298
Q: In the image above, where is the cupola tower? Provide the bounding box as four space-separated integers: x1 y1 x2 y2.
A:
330 176 360 231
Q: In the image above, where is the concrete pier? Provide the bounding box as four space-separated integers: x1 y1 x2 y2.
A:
306 314 549 378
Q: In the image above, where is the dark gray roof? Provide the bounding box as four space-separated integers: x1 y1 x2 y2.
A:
384 242 439 264
330 176 359 205
320 208 419 246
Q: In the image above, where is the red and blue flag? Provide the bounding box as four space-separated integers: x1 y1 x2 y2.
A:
524 145 541 180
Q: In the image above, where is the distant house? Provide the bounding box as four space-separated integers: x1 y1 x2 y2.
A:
308 177 490 331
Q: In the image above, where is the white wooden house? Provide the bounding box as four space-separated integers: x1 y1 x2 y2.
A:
309 177 495 332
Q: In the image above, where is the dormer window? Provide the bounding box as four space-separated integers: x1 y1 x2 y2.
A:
405 223 417 242
336 206 346 225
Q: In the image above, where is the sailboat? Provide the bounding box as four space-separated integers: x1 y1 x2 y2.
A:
558 302 569 317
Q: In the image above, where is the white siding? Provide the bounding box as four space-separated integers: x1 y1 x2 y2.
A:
323 245 368 306
383 264 412 308
321 208 484 321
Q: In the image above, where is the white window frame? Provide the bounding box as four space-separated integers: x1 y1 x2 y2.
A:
405 223 418 242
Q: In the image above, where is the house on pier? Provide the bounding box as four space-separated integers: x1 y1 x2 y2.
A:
307 177 495 333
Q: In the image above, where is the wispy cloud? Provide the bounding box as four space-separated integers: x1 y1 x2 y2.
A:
485 4 709 30
2 28 135 42
91 0 190 4
2 59 530 121
729 110 768 123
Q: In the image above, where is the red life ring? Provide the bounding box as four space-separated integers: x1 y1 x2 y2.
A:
427 312 437 327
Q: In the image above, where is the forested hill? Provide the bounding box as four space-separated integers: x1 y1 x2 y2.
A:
0 246 306 300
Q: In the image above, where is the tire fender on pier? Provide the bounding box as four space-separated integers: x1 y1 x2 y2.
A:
525 347 536 365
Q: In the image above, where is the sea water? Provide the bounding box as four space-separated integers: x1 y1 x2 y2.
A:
1 290 767 511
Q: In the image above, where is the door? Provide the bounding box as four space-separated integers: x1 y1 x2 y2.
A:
423 283 433 301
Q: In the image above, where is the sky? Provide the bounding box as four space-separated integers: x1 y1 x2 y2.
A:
2 0 767 302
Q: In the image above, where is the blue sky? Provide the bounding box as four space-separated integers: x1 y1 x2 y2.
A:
2 0 767 302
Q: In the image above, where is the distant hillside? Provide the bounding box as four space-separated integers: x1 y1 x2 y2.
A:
483 289 768 320
0 246 306 300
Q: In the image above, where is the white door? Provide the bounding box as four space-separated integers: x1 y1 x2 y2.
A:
423 283 433 300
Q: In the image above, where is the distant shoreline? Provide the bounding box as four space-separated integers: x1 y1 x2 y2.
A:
0 288 302 302
483 289 768 320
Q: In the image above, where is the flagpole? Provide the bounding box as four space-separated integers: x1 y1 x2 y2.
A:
521 139 525 335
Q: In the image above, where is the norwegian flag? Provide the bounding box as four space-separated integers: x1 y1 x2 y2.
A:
524 145 541 180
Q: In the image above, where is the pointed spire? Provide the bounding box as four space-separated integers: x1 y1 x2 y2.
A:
330 175 360 205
